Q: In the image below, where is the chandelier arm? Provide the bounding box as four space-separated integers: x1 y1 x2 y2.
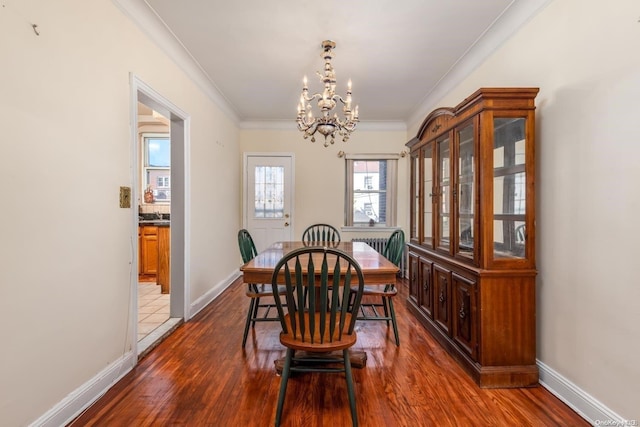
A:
303 93 323 103
297 117 316 129
333 95 348 105
334 116 358 127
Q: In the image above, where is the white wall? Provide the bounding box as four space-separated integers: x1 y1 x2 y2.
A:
0 0 240 425
408 0 640 421
239 126 409 241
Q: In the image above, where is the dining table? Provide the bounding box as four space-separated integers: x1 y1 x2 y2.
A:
239 240 399 285
240 240 399 371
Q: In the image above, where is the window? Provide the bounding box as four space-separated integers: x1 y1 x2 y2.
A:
345 154 398 227
253 165 284 218
143 134 170 203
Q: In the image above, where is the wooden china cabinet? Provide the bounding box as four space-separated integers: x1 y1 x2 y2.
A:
406 88 539 388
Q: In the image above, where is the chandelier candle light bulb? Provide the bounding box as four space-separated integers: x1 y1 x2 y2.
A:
296 40 359 147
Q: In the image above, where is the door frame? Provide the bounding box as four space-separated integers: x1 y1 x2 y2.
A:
243 152 295 247
130 74 190 356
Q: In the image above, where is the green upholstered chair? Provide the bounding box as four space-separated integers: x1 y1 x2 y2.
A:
350 229 405 346
237 229 286 348
271 246 365 427
301 223 341 244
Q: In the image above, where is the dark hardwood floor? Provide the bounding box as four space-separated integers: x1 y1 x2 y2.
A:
70 277 588 426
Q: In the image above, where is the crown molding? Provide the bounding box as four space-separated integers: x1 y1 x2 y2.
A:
239 120 407 132
112 0 240 124
407 0 553 131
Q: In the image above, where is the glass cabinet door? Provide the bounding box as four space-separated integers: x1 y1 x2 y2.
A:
493 117 527 259
436 135 451 252
456 123 475 260
410 151 419 242
422 143 434 247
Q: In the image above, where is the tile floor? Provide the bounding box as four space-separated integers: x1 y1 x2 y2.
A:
138 282 170 342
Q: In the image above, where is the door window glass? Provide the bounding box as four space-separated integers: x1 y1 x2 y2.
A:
254 166 284 218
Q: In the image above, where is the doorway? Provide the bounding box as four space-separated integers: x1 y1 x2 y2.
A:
243 153 294 251
131 75 188 357
136 106 171 343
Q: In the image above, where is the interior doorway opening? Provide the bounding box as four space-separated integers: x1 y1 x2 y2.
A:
136 105 171 345
131 75 189 358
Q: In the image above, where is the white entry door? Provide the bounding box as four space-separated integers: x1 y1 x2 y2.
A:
244 154 294 252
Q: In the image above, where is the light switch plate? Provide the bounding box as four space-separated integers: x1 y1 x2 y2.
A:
119 186 131 208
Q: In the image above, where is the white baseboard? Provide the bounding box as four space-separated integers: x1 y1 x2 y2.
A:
30 351 137 427
30 271 240 427
189 270 241 319
538 359 624 424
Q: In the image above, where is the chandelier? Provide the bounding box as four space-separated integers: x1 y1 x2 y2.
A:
296 40 359 147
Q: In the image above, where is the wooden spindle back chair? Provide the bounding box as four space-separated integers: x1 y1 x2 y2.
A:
271 246 365 427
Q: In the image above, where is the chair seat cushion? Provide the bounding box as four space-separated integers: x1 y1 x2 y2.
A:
280 312 357 351
351 284 397 297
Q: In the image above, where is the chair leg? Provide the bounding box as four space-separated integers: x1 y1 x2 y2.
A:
343 349 358 427
242 298 256 348
252 297 261 327
275 348 294 427
382 297 390 326
388 297 400 346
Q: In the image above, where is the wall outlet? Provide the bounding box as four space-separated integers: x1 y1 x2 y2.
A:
119 186 131 208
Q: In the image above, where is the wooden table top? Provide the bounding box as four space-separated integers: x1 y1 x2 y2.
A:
240 241 399 285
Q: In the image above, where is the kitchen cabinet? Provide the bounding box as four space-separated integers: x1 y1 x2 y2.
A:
157 226 170 294
406 87 538 387
138 224 170 294
140 226 158 277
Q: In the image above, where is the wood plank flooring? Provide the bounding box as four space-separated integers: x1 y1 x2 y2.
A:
70 277 589 426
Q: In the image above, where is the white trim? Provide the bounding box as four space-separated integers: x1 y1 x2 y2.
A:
240 120 296 130
137 317 182 356
242 152 296 234
345 158 398 227
240 120 406 132
112 0 239 124
344 153 403 160
407 0 553 131
182 117 192 319
130 74 192 326
190 271 241 319
537 359 625 425
29 351 137 427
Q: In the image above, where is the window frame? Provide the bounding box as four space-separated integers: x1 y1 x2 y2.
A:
344 153 399 228
142 133 171 204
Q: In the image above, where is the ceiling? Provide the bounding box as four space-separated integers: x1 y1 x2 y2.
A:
131 0 549 127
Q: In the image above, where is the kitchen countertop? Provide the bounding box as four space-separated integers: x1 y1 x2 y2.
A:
139 219 170 226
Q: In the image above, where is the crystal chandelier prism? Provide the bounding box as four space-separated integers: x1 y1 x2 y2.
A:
296 40 359 147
